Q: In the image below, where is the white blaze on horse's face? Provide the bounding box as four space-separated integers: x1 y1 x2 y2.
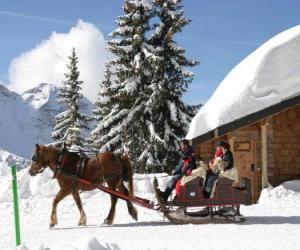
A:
28 146 47 176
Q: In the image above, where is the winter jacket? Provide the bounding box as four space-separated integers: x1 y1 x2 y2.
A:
173 146 196 176
223 150 234 171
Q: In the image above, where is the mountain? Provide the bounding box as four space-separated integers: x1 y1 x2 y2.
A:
0 83 94 159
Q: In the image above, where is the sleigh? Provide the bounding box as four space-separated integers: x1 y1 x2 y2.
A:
153 176 251 224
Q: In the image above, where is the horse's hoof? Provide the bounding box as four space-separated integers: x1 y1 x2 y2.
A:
103 218 113 225
131 210 138 221
79 221 87 226
49 223 55 228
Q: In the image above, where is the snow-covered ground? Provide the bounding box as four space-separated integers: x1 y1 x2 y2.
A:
1 163 300 250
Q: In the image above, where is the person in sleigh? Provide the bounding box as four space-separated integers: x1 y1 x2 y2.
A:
158 139 197 201
203 141 236 197
176 140 238 198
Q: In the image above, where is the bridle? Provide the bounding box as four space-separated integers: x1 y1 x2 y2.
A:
31 151 49 174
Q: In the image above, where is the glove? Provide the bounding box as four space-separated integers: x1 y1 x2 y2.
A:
181 164 189 175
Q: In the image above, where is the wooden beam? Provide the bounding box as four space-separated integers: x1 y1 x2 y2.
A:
261 123 268 188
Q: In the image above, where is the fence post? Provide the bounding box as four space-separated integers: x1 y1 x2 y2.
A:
11 165 21 246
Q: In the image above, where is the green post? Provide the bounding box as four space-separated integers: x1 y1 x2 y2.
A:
11 165 21 246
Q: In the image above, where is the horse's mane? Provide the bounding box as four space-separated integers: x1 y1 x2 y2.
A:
39 144 61 160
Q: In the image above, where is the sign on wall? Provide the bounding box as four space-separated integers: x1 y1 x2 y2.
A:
234 141 251 151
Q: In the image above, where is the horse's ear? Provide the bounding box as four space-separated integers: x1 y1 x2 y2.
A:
36 144 40 149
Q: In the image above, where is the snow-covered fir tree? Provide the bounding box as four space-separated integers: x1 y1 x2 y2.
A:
89 0 199 173
52 48 88 148
142 0 199 172
87 63 115 150
88 0 155 163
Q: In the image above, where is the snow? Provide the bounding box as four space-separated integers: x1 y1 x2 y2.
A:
1 152 300 249
186 25 300 140
0 149 29 173
168 101 177 122
0 83 94 158
22 83 57 109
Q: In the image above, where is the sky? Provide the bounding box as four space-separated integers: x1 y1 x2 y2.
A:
0 0 299 104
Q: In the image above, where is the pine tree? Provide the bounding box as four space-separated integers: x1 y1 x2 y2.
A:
87 63 115 150
88 0 156 165
51 48 88 148
89 0 199 173
143 0 199 172
93 63 113 122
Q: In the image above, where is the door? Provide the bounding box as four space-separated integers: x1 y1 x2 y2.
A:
231 139 261 203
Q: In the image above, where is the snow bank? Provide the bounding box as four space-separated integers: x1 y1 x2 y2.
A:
259 184 300 206
56 237 120 250
1 166 300 250
187 25 300 139
0 149 30 172
1 148 299 204
0 148 172 203
0 166 172 203
16 237 120 250
133 173 172 194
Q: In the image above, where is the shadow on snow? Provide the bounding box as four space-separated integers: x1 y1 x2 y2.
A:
50 216 300 229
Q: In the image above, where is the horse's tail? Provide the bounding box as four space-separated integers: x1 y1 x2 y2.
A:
122 154 134 196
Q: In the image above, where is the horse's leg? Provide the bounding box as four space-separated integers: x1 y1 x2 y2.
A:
50 188 71 227
72 190 87 226
118 181 138 221
103 180 118 225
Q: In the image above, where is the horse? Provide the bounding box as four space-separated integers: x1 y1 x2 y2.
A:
28 144 137 227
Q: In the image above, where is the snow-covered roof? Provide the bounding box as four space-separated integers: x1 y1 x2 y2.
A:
186 25 300 140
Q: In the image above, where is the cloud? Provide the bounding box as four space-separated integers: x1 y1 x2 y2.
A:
8 20 110 102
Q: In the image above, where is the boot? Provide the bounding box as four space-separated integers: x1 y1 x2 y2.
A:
160 187 172 201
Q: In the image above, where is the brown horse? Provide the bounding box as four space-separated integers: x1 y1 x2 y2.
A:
28 144 137 227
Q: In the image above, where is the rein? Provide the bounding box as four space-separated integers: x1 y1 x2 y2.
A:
31 149 50 174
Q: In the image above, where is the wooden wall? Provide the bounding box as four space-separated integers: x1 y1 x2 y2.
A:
271 104 300 185
194 104 300 202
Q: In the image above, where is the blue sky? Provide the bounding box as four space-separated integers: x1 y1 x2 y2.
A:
0 0 299 104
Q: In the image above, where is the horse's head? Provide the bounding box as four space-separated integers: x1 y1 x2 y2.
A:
29 144 49 176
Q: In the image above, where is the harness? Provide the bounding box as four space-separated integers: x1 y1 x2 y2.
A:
33 147 128 191
53 150 90 189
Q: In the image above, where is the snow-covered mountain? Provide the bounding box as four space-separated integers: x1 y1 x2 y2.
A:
0 149 30 175
0 83 94 159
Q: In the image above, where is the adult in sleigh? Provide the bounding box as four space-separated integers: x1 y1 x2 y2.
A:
157 139 197 201
157 140 239 202
154 140 250 223
179 141 239 198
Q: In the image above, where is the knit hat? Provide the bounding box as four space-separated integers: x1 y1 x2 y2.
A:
217 141 230 150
